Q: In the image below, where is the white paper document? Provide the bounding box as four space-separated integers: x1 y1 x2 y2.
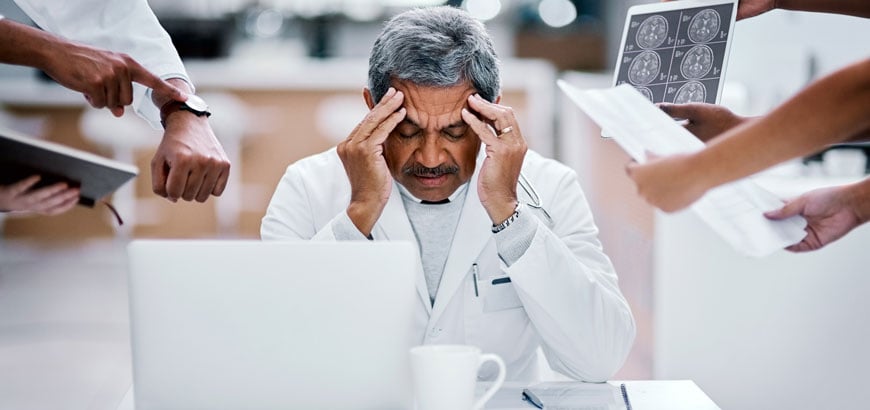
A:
558 81 807 257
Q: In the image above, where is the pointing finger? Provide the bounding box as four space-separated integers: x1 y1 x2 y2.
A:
128 57 186 102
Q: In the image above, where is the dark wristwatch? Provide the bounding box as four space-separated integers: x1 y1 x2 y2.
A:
159 94 211 128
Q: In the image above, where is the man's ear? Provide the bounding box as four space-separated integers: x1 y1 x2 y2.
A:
363 87 375 110
494 94 501 104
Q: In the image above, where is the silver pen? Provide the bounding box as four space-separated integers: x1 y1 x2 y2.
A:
472 263 480 297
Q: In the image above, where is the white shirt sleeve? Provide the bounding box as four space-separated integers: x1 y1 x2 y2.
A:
12 0 191 129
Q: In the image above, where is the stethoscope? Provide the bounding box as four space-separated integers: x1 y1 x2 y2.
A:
518 172 553 226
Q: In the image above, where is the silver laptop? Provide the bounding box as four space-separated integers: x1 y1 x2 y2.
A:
127 240 418 410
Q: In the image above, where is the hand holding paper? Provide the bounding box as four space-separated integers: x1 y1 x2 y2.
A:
558 81 806 257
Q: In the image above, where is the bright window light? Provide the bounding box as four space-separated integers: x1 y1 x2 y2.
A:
538 0 577 28
464 0 501 22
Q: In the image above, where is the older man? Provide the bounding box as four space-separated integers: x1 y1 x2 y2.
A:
261 6 635 382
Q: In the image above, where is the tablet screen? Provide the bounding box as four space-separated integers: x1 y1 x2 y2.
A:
614 0 737 105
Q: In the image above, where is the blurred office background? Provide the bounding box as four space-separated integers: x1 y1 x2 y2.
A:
1 1 868 409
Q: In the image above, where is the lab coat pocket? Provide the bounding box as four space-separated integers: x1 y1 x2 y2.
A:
483 276 523 313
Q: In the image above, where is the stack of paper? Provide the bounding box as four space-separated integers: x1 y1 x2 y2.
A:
558 81 807 257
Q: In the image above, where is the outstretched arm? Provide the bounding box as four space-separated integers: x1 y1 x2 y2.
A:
627 57 870 212
0 17 182 117
667 0 870 20
773 0 870 19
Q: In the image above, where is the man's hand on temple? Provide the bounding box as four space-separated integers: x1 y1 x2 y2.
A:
462 94 528 224
337 87 406 235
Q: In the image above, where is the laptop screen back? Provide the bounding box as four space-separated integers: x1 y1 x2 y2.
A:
127 240 418 410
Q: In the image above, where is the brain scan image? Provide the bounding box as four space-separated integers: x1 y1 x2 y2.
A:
687 9 720 43
674 81 706 103
636 15 668 49
680 45 713 79
628 51 660 85
635 86 654 101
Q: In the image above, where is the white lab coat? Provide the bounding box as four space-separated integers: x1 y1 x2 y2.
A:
261 147 636 382
11 0 189 128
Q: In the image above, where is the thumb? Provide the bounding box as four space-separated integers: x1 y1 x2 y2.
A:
764 198 804 220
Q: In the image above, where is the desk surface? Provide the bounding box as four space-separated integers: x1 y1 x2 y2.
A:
117 380 719 409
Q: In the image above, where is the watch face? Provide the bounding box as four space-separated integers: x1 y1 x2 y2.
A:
184 94 209 113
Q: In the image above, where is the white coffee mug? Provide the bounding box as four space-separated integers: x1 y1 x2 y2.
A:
409 344 506 410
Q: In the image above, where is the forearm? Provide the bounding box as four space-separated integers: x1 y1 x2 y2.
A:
777 0 870 18
695 58 870 188
0 18 61 69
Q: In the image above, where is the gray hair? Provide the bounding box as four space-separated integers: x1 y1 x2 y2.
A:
368 6 501 104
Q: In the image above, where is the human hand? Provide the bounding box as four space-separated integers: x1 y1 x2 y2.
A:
662 0 774 20
43 41 185 117
625 152 710 212
764 185 866 252
734 0 777 20
461 94 527 224
0 176 79 215
657 102 748 143
338 87 406 235
151 112 231 203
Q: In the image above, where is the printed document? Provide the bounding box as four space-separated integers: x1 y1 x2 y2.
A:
558 81 807 257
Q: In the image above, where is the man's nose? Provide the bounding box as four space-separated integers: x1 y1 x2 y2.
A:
416 134 445 167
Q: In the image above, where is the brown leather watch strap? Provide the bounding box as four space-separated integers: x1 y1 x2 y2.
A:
159 100 186 128
159 99 211 128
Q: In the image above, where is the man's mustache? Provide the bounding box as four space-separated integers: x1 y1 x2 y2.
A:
402 163 460 177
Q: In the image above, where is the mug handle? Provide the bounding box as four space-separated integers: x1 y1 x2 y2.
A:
472 353 506 410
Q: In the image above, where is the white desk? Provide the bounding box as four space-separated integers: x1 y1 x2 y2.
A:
116 380 719 409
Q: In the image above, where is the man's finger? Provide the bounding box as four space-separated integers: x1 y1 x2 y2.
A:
119 69 134 107
9 175 41 195
357 89 403 140
181 167 206 202
106 70 124 114
129 59 186 102
763 198 802 220
42 191 80 215
211 166 230 197
164 162 192 202
461 108 497 146
86 84 109 109
21 183 69 207
195 170 221 203
369 108 406 145
657 102 699 119
466 94 506 123
33 187 78 213
151 157 170 198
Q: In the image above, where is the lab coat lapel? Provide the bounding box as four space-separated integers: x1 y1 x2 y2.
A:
374 182 432 315
429 149 490 325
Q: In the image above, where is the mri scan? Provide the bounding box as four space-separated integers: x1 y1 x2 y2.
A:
688 9 721 43
636 15 669 49
628 51 661 85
